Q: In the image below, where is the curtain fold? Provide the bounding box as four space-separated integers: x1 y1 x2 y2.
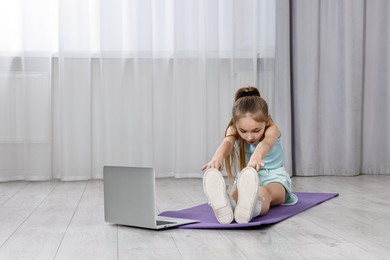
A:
361 0 390 174
274 0 293 174
0 0 54 181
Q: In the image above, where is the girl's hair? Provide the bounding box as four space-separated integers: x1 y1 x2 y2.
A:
224 86 273 179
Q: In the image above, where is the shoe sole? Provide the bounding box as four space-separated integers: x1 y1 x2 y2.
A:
203 168 233 224
234 167 259 223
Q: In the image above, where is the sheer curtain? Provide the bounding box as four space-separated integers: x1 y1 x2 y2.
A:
0 0 277 181
0 0 55 181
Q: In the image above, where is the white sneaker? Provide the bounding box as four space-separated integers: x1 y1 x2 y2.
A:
234 167 260 223
203 168 234 224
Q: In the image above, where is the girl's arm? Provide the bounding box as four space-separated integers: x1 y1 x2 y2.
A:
247 122 280 171
201 126 237 171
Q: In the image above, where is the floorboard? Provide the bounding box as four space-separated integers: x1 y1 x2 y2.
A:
54 181 117 260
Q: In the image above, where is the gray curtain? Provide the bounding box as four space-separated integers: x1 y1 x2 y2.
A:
274 1 293 174
362 0 390 174
276 0 390 176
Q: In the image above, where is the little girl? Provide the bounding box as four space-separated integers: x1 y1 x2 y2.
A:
201 86 298 224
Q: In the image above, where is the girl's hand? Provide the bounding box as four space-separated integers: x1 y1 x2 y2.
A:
201 159 223 171
247 157 264 172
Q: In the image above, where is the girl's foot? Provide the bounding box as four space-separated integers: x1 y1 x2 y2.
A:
203 168 234 224
234 167 259 223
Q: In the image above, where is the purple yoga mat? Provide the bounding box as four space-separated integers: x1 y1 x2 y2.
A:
159 192 338 229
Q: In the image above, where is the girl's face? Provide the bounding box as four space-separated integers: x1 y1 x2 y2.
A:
235 113 266 144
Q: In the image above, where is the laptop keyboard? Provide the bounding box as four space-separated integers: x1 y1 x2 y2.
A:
157 220 177 226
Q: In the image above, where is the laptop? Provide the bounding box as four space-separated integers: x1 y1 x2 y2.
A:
103 166 199 230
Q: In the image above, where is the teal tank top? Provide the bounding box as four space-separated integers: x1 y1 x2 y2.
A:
245 136 284 170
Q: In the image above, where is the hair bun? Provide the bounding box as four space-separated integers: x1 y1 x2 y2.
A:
239 90 259 98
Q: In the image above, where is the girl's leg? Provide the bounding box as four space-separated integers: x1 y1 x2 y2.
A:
230 185 238 202
258 182 286 215
230 170 287 222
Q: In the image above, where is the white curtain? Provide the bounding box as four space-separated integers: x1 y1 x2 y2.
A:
0 0 277 181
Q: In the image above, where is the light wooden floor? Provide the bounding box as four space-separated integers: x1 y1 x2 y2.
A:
0 175 389 260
